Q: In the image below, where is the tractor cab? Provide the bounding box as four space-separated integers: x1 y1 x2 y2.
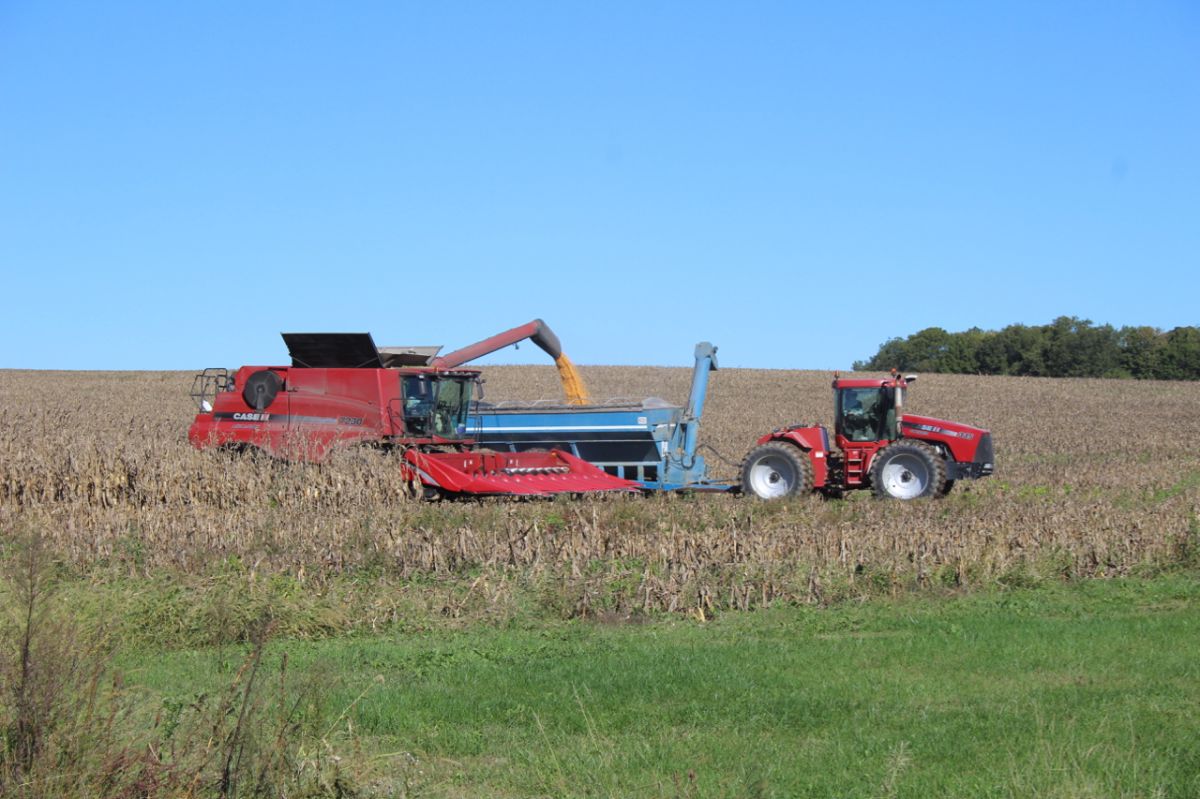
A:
833 375 909 445
400 372 475 439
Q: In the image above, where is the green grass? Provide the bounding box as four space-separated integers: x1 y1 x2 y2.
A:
119 574 1200 798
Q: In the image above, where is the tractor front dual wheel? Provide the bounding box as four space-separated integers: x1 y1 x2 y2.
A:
869 441 947 500
740 442 813 500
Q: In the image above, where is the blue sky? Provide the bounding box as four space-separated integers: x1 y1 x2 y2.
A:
2 2 1197 371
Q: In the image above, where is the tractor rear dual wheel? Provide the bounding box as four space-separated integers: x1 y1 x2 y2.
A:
869 441 947 500
741 442 813 500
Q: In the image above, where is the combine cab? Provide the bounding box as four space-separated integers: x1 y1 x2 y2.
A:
187 333 636 498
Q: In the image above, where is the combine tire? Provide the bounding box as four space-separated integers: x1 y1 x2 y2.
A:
741 442 813 500
869 441 946 500
242 370 282 410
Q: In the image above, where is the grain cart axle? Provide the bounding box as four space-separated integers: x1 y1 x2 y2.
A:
187 333 636 498
742 373 994 500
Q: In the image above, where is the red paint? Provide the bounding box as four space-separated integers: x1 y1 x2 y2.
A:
752 374 992 493
755 427 830 487
188 362 635 497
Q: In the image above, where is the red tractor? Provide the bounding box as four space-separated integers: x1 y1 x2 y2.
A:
740 373 993 500
187 333 636 498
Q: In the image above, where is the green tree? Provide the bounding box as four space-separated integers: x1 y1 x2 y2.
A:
1117 326 1164 379
943 327 989 373
1160 327 1200 380
992 324 1048 376
854 319 1200 380
853 337 912 372
1042 317 1120 377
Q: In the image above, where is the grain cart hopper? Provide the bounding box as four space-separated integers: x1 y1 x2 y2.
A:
187 333 637 498
468 343 732 491
741 372 994 500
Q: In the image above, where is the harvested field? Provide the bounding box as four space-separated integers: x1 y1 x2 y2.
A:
1 366 1198 623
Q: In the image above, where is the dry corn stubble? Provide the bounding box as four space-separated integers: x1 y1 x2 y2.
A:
1 366 1198 620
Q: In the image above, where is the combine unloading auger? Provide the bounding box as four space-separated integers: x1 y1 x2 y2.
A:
432 319 592 406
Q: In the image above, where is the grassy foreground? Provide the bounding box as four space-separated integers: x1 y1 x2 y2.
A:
122 575 1200 798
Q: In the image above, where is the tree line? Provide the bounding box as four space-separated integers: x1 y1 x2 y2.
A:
854 317 1200 380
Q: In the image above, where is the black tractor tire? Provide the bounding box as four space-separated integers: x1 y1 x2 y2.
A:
242 370 282 411
740 442 813 500
869 441 947 500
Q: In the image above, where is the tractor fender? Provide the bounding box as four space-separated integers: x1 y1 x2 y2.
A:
758 427 829 488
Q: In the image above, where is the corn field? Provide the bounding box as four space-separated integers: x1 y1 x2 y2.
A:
1 366 1198 621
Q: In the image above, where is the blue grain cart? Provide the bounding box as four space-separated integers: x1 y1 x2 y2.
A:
467 343 732 492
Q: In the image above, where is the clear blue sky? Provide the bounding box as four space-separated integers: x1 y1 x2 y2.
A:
2 2 1197 370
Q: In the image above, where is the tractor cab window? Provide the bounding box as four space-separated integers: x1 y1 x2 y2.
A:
402 376 473 438
837 387 896 442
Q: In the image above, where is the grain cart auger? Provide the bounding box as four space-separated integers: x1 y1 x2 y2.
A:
741 372 994 500
186 333 637 498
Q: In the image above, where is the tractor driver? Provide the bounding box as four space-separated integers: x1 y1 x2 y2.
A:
843 390 880 442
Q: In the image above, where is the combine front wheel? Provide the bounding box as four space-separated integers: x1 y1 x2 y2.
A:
741 443 813 500
869 442 946 500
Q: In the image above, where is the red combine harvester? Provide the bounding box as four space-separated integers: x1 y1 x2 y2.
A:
741 372 994 500
187 333 636 498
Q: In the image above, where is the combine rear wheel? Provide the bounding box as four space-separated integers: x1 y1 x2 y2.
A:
741 442 813 500
869 442 946 500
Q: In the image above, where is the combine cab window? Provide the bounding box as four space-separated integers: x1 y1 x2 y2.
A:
433 378 473 438
402 376 473 438
838 387 896 443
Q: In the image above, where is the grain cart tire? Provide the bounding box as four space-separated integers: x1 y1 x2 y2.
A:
741 442 813 500
242 370 282 411
869 441 946 500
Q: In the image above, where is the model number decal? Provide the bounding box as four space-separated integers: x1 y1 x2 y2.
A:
903 421 974 440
